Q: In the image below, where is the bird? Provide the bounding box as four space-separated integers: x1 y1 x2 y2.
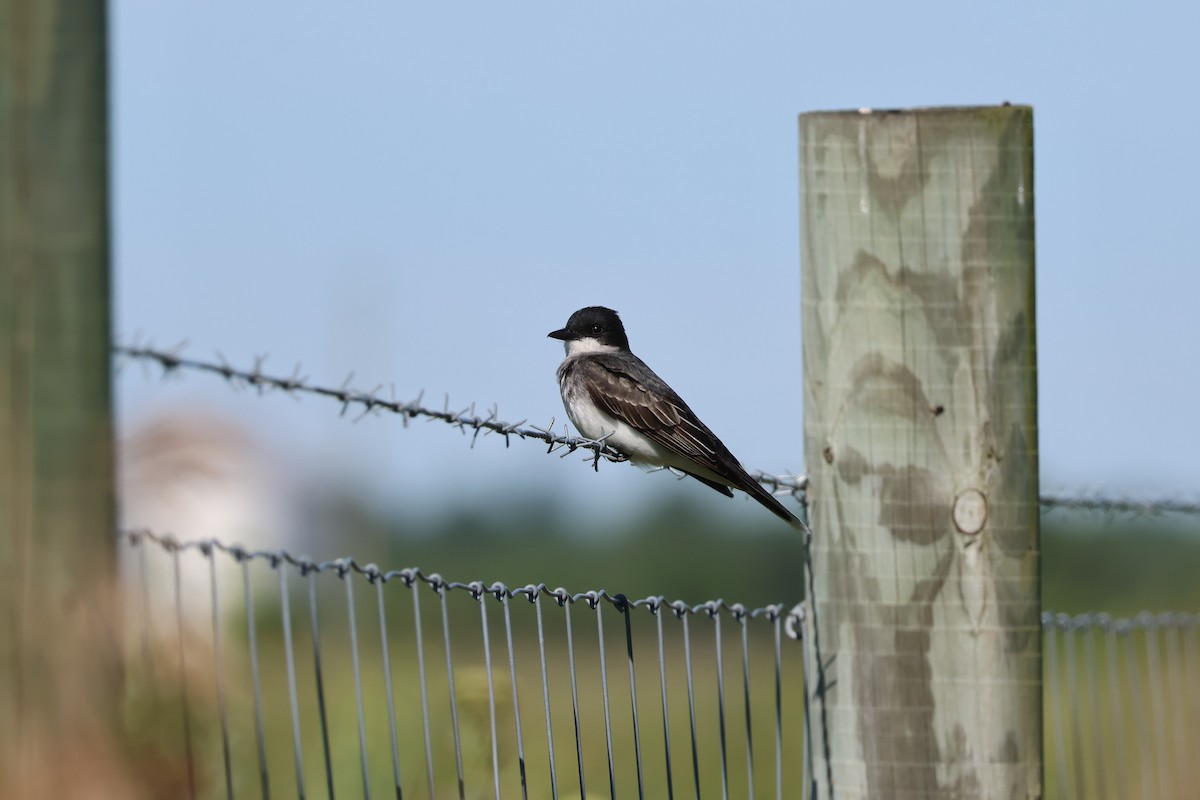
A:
549 305 802 528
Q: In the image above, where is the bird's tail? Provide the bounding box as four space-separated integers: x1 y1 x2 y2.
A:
740 474 804 530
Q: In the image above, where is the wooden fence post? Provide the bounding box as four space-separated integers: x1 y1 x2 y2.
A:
799 106 1041 799
0 0 124 794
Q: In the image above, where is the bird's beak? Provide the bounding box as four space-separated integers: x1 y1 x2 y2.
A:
548 328 572 341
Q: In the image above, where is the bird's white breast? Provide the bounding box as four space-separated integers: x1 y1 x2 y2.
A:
558 362 668 465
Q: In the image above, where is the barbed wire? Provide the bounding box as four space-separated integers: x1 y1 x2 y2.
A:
113 341 810 499
1039 493 1200 518
114 342 1200 518
1041 610 1200 632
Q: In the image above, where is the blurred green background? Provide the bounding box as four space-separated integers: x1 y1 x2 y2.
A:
298 490 1200 615
121 492 1199 799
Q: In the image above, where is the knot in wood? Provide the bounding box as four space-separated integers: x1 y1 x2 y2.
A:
952 488 988 535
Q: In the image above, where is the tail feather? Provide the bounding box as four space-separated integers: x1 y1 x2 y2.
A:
739 475 804 529
687 461 803 530
682 470 736 498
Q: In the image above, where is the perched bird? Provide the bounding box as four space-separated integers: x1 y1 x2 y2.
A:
549 306 801 528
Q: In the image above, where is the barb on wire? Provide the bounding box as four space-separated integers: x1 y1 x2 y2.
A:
115 341 1200 518
114 341 629 465
113 341 810 499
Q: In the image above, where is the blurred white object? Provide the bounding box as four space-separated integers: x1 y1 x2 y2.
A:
118 407 286 636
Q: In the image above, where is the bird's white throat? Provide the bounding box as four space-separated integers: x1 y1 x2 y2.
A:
563 337 620 356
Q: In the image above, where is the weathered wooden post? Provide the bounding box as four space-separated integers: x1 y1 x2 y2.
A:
799 106 1041 799
0 0 126 795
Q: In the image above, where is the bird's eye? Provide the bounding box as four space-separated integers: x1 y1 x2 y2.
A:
591 324 603 335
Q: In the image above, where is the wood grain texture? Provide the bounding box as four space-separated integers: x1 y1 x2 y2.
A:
800 106 1041 799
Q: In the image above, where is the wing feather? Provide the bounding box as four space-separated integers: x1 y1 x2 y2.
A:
575 354 727 473
567 353 802 528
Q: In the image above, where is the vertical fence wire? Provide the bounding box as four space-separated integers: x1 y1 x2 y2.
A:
775 611 791 800
534 592 560 800
1062 620 1086 798
563 595 588 798
1163 620 1189 796
619 597 646 800
207 546 235 800
711 607 729 800
374 575 404 800
278 563 307 798
242 558 271 800
436 579 467 800
1123 623 1154 800
1143 618 1171 797
680 608 702 800
737 610 754 800
172 546 199 800
478 585 502 800
1102 619 1127 797
1182 620 1200 793
593 594 618 800
308 568 337 800
793 607 816 800
343 565 373 800
501 591 528 799
407 573 437 799
654 601 675 800
137 537 154 678
800 528 833 800
1080 623 1106 800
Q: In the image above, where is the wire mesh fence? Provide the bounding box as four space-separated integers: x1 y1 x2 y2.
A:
122 529 1200 800
123 529 813 800
1043 611 1200 800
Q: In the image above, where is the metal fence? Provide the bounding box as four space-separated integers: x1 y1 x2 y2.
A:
122 529 1200 800
122 529 813 800
115 344 1200 799
111 343 811 498
1043 611 1200 800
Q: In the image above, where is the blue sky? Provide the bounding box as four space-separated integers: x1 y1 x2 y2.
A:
111 2 1200 519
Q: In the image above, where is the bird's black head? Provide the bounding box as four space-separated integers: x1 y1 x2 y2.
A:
548 306 631 351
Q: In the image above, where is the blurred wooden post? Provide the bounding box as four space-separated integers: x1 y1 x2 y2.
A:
799 106 1041 798
0 0 123 794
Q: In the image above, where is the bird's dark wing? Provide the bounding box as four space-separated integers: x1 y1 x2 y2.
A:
575 353 731 475
576 353 803 528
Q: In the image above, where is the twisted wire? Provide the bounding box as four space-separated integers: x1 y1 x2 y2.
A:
116 341 1200 517
121 529 798 625
113 342 808 494
1039 493 1200 517
1040 611 1200 632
